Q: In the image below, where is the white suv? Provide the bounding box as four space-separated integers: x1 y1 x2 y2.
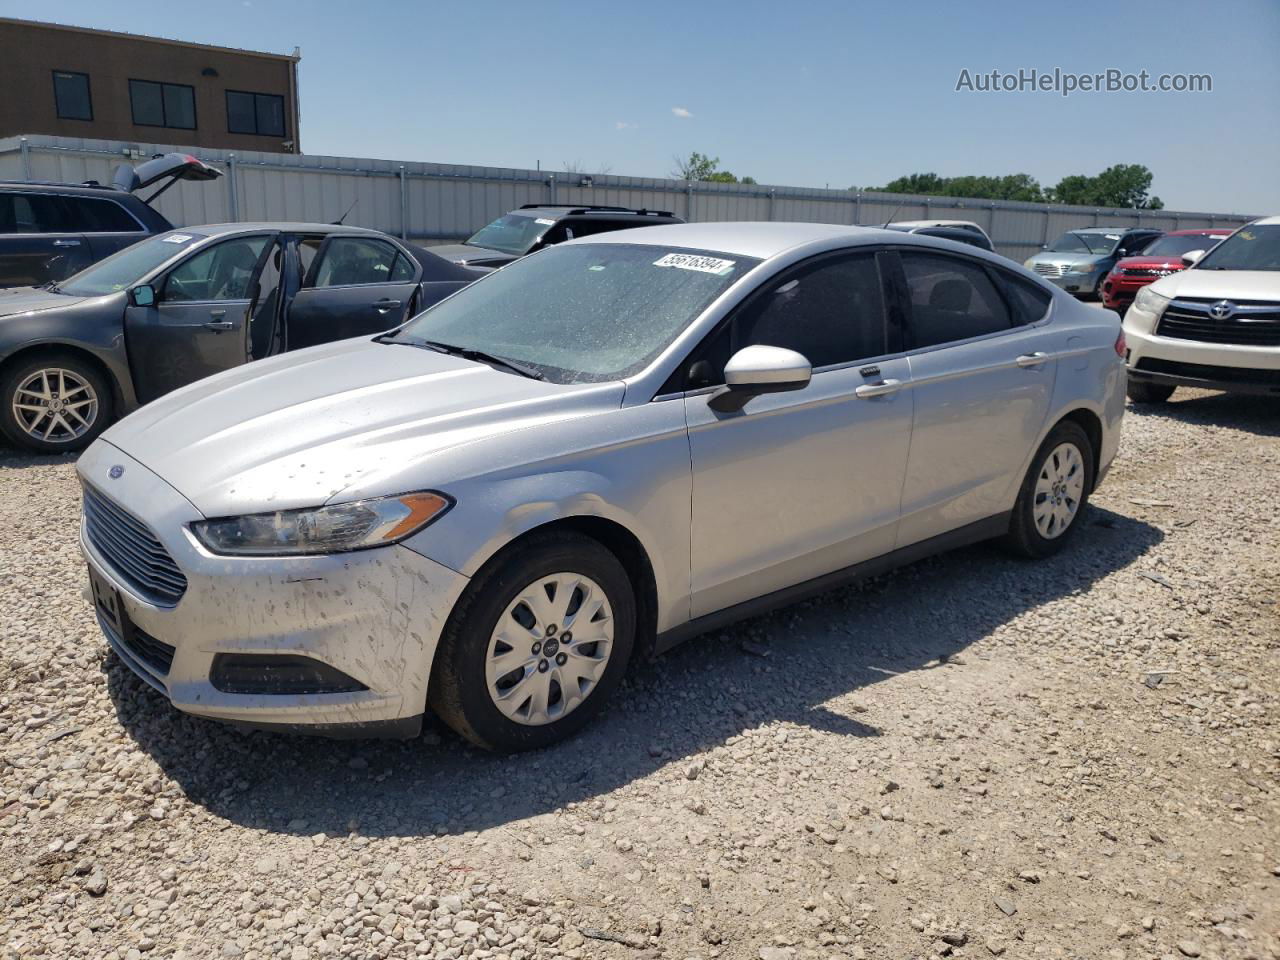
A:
1123 217 1280 403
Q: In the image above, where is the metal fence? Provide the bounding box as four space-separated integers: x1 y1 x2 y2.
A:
0 133 1260 262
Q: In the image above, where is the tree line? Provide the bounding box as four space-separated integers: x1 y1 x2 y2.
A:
670 152 1163 209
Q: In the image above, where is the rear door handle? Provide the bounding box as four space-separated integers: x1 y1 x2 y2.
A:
203 321 235 331
1016 352 1049 368
52 239 82 247
373 299 402 312
854 378 902 399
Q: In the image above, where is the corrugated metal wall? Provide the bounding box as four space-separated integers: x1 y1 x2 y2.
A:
0 133 1258 262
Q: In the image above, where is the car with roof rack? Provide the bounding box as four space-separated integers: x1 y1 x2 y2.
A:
431 204 685 269
0 153 221 288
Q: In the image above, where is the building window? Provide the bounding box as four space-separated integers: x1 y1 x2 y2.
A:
52 70 93 121
226 90 286 137
129 79 196 130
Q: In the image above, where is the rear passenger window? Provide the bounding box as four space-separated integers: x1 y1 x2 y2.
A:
734 253 887 368
0 193 67 234
63 196 141 233
1000 274 1052 326
312 238 399 287
900 252 1012 348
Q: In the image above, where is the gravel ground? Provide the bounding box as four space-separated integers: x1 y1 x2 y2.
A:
1 390 1277 960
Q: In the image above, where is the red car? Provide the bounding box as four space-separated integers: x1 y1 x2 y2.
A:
1101 228 1233 311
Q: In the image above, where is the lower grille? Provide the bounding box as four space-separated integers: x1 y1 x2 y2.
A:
125 627 176 675
82 485 187 606
1136 357 1280 388
1122 268 1175 278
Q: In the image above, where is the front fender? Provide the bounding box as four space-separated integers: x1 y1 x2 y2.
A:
0 309 137 411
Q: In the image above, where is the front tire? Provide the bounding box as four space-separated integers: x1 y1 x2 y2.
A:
1126 379 1175 404
1004 420 1095 559
0 352 115 453
430 530 636 752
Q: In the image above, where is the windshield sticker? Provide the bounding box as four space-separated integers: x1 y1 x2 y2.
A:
535 218 556 226
1104 234 1121 240
162 234 194 244
653 252 736 276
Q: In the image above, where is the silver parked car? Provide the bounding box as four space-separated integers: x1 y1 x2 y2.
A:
78 223 1126 750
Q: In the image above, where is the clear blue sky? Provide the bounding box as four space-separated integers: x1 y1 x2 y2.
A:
10 0 1279 213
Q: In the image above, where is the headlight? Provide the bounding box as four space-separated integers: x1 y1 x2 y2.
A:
1023 258 1036 268
1132 285 1171 316
1066 261 1098 274
192 492 452 556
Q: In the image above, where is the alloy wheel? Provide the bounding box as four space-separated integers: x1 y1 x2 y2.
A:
11 368 99 444
1032 442 1085 539
485 572 614 726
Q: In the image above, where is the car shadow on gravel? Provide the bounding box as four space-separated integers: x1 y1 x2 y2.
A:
1127 391 1280 437
105 505 1162 839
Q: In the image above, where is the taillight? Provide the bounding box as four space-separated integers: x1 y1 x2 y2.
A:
1114 330 1127 358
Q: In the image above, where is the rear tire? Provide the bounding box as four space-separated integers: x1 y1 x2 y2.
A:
0 352 115 453
1004 420 1095 559
1126 379 1175 404
429 530 636 752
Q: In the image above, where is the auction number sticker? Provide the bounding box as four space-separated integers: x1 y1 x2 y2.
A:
535 218 556 226
653 252 736 275
162 234 194 243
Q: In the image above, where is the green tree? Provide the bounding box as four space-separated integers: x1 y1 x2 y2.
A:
671 152 755 184
870 171 1044 202
1050 164 1162 209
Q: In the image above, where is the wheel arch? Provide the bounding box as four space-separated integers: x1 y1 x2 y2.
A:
0 341 128 418
1057 406 1104 492
461 515 662 662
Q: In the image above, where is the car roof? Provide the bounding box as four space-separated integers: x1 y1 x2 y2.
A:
0 180 138 197
891 219 983 230
566 221 940 260
1249 215 1280 226
1167 228 1234 235
176 222 391 236
1068 226 1153 235
515 205 681 220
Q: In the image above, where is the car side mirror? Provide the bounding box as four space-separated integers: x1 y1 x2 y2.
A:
130 284 156 307
709 345 812 412
1181 249 1206 266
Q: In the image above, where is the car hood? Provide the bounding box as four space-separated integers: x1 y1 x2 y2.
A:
1149 269 1280 301
0 286 88 317
1027 252 1107 267
1113 256 1185 271
429 243 515 266
101 337 624 517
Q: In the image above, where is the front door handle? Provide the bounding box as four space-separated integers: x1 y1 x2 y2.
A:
1016 352 1049 368
373 299 402 312
203 321 235 331
854 378 902 399
52 239 82 247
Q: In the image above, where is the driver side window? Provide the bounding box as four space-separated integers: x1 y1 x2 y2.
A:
163 236 269 302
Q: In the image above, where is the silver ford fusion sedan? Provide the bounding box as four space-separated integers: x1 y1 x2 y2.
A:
78 222 1126 751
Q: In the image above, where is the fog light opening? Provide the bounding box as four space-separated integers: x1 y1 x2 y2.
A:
210 654 368 695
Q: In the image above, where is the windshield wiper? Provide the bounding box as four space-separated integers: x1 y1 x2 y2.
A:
377 335 546 381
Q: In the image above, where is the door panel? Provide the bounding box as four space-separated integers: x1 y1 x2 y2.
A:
124 235 272 403
85 231 149 264
286 281 418 349
685 361 914 617
0 192 92 286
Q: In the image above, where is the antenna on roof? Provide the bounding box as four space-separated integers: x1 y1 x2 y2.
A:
333 199 358 225
882 197 908 228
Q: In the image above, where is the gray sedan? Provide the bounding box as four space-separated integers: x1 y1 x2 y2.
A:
0 223 476 452
77 222 1126 750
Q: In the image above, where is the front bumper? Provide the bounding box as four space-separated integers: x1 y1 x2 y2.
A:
1041 270 1104 295
1124 314 1280 396
77 442 469 736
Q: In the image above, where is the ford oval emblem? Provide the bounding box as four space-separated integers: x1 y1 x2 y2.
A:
108 465 124 479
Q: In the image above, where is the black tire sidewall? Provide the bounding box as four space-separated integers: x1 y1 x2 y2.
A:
1126 379 1175 404
1008 421 1095 559
431 532 636 752
0 353 115 453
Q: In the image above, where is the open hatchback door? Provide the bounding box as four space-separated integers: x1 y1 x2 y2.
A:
110 153 222 205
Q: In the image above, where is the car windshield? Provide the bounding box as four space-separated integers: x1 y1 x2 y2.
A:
1194 224 1280 271
56 231 207 296
1137 234 1226 258
393 242 759 384
1048 231 1120 255
465 213 554 256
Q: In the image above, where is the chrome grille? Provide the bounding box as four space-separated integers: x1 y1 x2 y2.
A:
82 485 187 606
1033 262 1065 277
1157 299 1280 347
